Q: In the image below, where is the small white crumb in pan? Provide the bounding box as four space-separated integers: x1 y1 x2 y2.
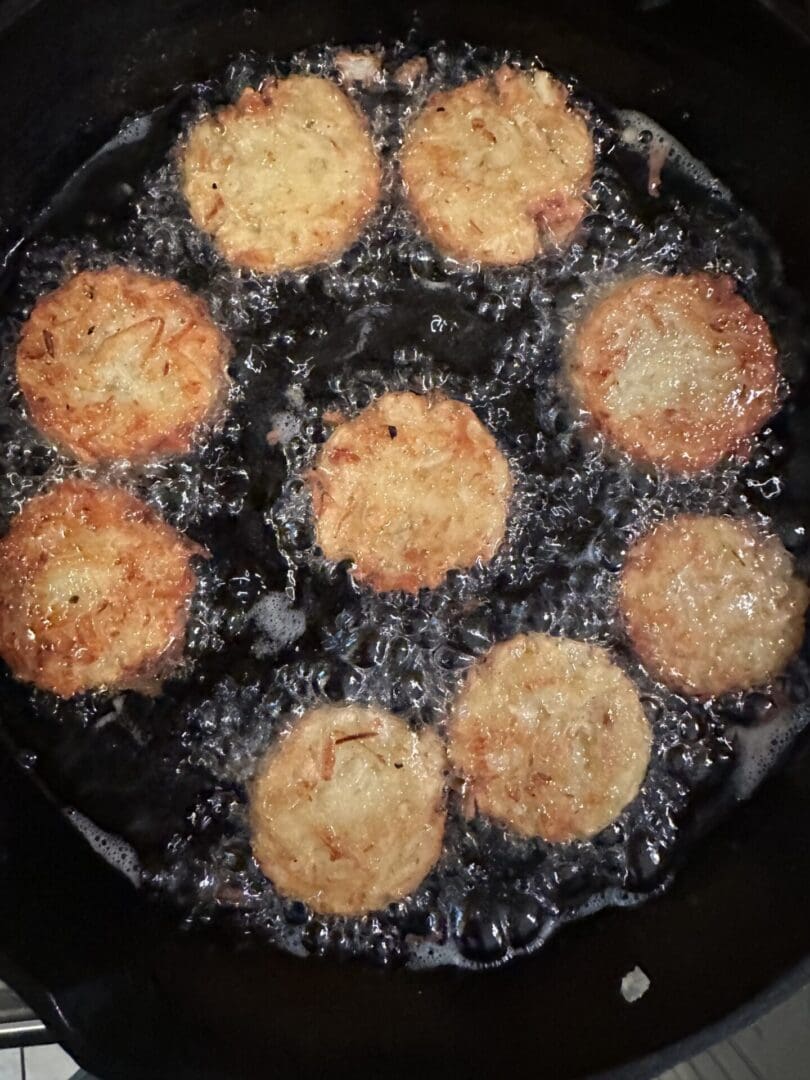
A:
621 966 651 1003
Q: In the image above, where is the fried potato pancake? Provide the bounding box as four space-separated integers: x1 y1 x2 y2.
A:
568 273 778 472
450 633 651 842
620 514 808 697
17 267 229 463
0 480 198 697
250 704 447 914
181 75 381 273
400 65 593 264
308 391 512 592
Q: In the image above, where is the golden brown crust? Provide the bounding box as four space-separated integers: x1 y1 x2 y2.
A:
308 391 513 593
449 633 651 842
16 267 230 464
0 480 199 697
400 65 594 265
250 704 447 915
619 514 809 697
567 273 779 473
180 75 382 274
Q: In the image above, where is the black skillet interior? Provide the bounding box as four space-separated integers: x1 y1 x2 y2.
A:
1 1 809 1077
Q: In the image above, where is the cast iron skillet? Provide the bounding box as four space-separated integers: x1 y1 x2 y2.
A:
0 1 809 1077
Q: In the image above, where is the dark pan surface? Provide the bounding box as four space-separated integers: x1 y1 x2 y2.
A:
0 1 809 1077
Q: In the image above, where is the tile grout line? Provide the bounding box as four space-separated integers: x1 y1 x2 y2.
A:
728 1035 767 1080
707 1046 736 1080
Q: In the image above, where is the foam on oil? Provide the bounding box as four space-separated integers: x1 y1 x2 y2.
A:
64 806 142 886
0 41 808 970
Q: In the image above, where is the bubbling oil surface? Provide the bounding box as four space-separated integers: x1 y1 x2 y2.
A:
1 41 809 970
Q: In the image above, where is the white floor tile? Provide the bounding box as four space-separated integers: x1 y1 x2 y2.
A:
0 1049 20 1080
21 1045 77 1080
